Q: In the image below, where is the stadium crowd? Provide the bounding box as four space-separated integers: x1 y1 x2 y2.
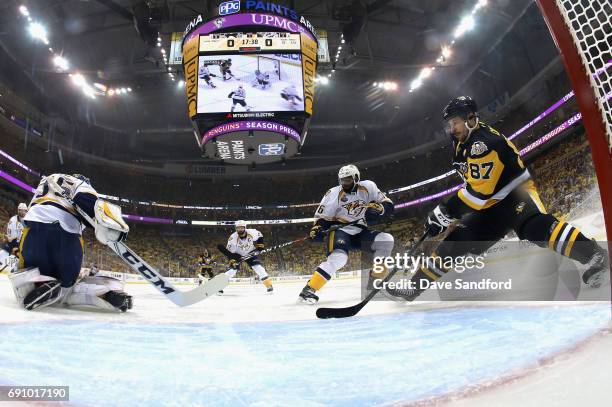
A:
1 127 601 279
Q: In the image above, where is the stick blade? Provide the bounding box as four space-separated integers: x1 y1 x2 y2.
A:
316 301 366 319
168 273 229 307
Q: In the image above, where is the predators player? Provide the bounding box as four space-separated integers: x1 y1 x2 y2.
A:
196 249 217 286
1 202 27 272
9 174 132 311
225 220 273 293
298 165 395 304
400 96 609 300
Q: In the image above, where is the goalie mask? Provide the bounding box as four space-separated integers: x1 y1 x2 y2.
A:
338 164 360 193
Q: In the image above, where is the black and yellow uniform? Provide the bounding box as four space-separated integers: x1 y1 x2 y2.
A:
447 121 534 213
196 253 216 281
406 96 608 292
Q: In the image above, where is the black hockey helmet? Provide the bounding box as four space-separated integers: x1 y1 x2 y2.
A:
442 96 477 121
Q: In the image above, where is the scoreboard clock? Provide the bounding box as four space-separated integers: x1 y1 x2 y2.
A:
181 2 318 166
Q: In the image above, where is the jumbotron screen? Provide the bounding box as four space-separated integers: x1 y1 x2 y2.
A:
196 53 305 113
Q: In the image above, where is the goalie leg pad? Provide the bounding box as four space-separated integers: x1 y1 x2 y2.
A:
8 267 58 305
62 276 132 312
225 268 238 278
24 280 62 310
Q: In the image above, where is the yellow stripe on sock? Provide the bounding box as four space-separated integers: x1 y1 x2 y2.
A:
17 226 29 269
327 230 335 253
564 228 581 257
308 272 328 291
548 221 565 249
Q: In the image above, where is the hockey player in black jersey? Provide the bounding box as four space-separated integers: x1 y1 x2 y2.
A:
397 96 608 300
196 249 216 286
220 59 234 81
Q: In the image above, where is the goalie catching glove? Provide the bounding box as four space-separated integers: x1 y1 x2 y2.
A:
93 200 130 245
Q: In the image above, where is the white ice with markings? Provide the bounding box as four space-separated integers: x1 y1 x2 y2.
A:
0 275 610 407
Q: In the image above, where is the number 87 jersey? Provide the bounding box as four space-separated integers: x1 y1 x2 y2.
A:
451 122 531 211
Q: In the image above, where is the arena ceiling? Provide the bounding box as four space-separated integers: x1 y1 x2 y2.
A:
0 0 546 171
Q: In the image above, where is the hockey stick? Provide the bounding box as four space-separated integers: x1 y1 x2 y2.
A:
71 201 229 307
217 220 363 263
315 229 430 319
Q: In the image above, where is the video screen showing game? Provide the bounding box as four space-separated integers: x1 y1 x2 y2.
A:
196 54 305 113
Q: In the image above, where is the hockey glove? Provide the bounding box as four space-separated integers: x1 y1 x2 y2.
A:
228 259 239 270
309 224 324 240
365 201 394 225
425 204 454 237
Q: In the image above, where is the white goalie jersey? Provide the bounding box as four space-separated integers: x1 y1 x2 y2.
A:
24 174 98 234
226 228 264 257
314 180 392 235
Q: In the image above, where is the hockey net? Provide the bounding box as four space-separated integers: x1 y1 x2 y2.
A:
536 0 612 244
234 55 281 85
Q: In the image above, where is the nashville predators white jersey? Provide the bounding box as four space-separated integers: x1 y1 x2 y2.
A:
315 180 391 235
24 174 98 234
6 215 25 242
226 228 263 257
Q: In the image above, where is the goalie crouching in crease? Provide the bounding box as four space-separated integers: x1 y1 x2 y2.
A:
9 173 133 312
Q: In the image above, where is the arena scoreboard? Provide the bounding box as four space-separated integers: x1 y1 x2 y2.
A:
181 1 319 165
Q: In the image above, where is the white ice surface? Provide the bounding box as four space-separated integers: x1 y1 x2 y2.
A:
0 275 610 407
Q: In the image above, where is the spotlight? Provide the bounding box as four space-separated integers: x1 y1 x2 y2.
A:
419 67 432 79
53 55 69 71
19 6 29 16
454 15 475 38
108 89 115 96
475 0 488 9
178 80 184 88
71 73 85 87
28 22 48 43
82 85 95 98
127 87 132 92
442 46 452 59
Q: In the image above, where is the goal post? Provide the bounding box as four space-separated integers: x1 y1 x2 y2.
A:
257 55 281 80
535 0 612 250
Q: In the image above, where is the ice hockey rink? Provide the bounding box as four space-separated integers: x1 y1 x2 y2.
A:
0 215 610 407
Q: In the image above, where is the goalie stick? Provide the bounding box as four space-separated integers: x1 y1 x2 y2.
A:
71 199 229 307
315 229 430 319
217 220 363 263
